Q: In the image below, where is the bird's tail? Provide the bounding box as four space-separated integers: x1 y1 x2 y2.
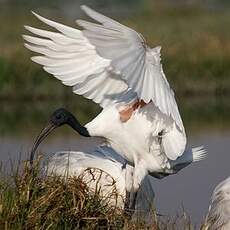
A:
191 146 207 162
169 146 207 172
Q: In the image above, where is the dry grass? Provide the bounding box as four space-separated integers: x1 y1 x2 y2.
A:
0 156 204 229
0 159 126 229
0 157 156 229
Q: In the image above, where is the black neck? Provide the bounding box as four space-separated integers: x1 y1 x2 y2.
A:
67 115 90 137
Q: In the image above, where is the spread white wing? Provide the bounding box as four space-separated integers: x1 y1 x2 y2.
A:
23 5 186 160
77 5 184 133
23 12 135 108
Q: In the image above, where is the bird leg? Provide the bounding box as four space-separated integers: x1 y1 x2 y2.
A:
123 163 136 217
124 191 131 210
123 159 147 216
128 159 148 213
129 190 138 210
132 159 148 192
124 190 138 218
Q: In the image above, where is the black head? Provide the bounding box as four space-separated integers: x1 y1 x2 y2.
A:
30 108 90 167
49 108 72 127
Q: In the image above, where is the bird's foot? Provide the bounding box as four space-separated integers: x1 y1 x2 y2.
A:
123 190 138 219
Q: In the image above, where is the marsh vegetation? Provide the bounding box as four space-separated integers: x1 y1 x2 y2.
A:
1 1 230 100
0 158 201 229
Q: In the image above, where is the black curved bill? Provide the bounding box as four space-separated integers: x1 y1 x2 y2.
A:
30 122 56 166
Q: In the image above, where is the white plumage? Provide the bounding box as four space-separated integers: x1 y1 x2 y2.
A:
203 176 230 230
46 146 156 220
24 5 206 194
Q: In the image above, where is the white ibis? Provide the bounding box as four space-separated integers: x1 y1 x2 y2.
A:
46 145 156 221
202 176 230 230
24 5 207 208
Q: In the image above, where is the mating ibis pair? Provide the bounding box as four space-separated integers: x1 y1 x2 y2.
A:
24 5 206 212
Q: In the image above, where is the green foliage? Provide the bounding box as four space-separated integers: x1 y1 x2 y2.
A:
1 95 229 135
0 3 230 134
0 4 230 99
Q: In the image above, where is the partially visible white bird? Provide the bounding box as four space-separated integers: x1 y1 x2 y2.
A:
24 5 207 206
202 176 230 230
46 145 156 221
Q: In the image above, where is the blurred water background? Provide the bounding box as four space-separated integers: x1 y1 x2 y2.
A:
0 0 230 226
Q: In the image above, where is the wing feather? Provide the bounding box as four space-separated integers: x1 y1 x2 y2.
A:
79 5 184 133
31 11 85 40
77 20 123 37
24 43 84 58
24 13 132 108
24 25 78 45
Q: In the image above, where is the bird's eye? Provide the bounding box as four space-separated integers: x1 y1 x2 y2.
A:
158 130 163 136
56 114 62 119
